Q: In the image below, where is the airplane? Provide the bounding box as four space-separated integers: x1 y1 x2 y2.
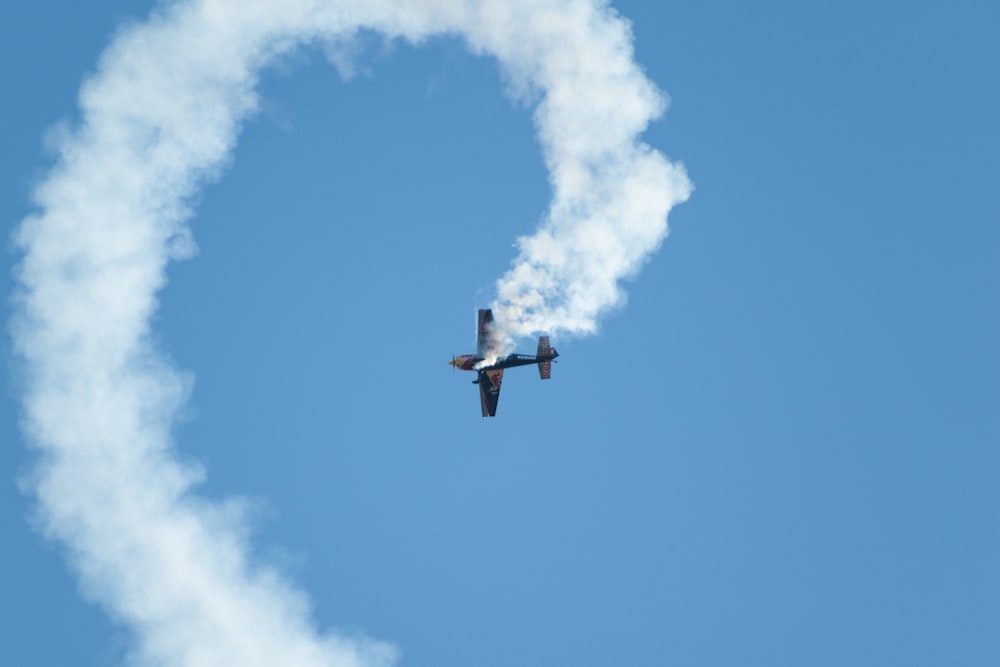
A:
449 309 559 417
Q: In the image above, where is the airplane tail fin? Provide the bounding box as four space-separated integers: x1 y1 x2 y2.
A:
537 336 556 379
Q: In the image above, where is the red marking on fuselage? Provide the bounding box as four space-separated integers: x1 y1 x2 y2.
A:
454 354 476 371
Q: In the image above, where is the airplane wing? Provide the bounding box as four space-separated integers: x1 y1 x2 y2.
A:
478 368 504 417
477 308 495 358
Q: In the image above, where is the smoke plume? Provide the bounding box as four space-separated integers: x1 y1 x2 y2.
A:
12 0 689 665
488 7 692 341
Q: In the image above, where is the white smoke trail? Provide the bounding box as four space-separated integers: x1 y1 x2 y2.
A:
487 5 691 342
12 0 688 665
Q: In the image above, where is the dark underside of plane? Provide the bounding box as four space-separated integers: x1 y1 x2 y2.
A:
449 309 559 417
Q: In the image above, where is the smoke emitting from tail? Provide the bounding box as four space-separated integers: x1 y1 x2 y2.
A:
12 0 689 664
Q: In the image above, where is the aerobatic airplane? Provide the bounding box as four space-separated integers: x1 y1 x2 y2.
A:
449 309 559 417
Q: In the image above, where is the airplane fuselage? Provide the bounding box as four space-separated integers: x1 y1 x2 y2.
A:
450 351 558 373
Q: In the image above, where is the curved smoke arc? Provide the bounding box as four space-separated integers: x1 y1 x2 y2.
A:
11 1 690 665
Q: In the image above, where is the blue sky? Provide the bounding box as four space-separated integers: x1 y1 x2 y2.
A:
2 1 998 666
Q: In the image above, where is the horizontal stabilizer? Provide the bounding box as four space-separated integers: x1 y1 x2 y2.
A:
537 336 553 379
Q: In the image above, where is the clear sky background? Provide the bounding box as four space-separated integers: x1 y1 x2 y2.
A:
2 1 998 666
